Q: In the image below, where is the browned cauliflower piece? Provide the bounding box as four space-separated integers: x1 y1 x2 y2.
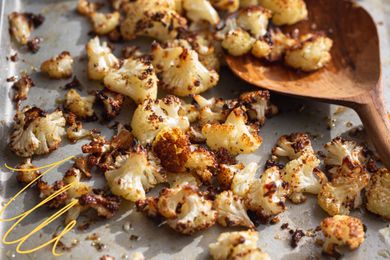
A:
77 0 103 16
120 0 187 42
258 0 308 26
9 107 66 157
218 162 259 197
77 189 121 220
238 90 278 124
8 12 44 45
157 185 217 234
222 28 256 56
272 132 314 160
365 168 390 219
209 230 270 260
103 56 158 103
237 6 272 39
182 0 220 25
15 158 41 185
90 12 120 35
193 95 238 125
210 0 239 13
285 33 333 71
64 89 96 120
245 166 289 221
214 190 254 228
40 51 74 79
96 88 124 120
66 119 96 143
12 74 34 102
184 146 217 183
105 148 166 202
131 96 190 145
318 162 369 216
283 153 328 204
320 215 365 256
151 42 219 96
202 107 262 155
87 37 119 81
167 172 201 188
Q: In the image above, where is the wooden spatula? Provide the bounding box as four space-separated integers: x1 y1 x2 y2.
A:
226 0 390 168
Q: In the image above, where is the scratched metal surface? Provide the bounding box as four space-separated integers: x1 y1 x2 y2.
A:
0 0 389 259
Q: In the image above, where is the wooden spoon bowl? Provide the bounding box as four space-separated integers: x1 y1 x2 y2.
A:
226 0 390 167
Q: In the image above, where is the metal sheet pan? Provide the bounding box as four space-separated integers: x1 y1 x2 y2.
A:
0 0 389 259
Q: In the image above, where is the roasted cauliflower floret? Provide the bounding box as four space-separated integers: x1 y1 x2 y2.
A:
221 29 256 56
251 39 272 59
210 0 239 13
182 0 220 25
324 137 366 171
318 164 369 216
152 43 219 96
77 0 102 16
218 162 258 197
190 31 223 71
214 190 254 228
202 107 262 154
40 51 74 79
66 120 96 143
90 12 120 35
193 95 238 125
15 158 41 185
320 215 365 256
238 90 278 124
12 74 34 102
167 172 200 188
258 0 308 25
272 133 314 160
8 12 44 45
260 29 298 62
120 0 187 42
96 88 124 120
283 153 328 204
104 57 158 103
237 6 272 39
209 230 270 260
105 148 165 202
10 107 66 157
86 37 119 81
285 34 333 71
365 168 390 219
64 89 96 119
245 166 289 221
131 96 190 144
157 185 217 234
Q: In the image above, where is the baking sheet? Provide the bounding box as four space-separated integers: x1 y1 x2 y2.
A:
0 0 389 259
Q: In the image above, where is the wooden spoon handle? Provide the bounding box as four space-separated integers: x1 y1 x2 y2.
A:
354 92 390 169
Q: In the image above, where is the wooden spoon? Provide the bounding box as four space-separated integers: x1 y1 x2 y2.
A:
226 0 390 168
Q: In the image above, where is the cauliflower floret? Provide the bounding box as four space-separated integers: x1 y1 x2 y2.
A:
131 96 190 145
15 158 41 185
320 215 365 256
283 153 328 204
221 29 256 56
9 107 66 157
245 166 289 220
152 43 219 96
90 12 120 35
167 172 200 187
209 230 270 260
182 0 220 25
12 74 34 102
272 133 314 160
318 164 369 216
96 88 124 120
193 95 238 125
251 39 272 59
210 0 239 13
266 29 298 62
184 146 217 183
218 162 258 197
77 0 102 16
40 51 74 79
66 120 96 143
237 6 272 39
105 148 165 202
8 12 33 45
214 190 254 228
285 34 333 71
324 137 366 171
86 37 119 81
238 90 278 124
157 185 217 234
202 107 262 154
365 168 390 219
120 0 187 42
64 89 96 119
258 0 308 25
103 57 158 103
